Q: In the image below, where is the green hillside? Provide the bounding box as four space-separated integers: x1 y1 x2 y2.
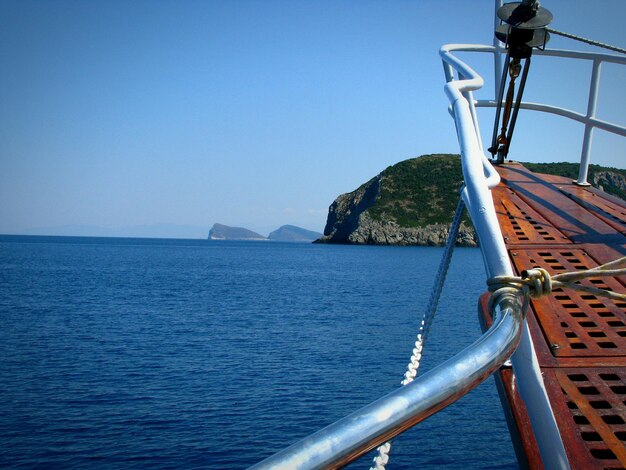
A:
367 154 464 227
521 162 626 200
362 156 625 231
318 155 625 246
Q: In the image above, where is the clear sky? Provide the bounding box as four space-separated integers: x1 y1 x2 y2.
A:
1 0 625 238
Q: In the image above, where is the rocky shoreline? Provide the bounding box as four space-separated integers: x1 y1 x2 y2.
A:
315 209 477 246
314 155 478 247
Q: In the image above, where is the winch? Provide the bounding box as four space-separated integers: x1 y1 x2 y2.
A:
489 0 552 163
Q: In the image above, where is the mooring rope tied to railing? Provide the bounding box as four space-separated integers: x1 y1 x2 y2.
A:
372 247 624 470
487 257 626 303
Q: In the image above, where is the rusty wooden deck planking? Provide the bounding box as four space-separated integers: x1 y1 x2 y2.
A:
480 162 626 470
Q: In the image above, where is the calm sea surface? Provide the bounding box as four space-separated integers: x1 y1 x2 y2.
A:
0 235 517 469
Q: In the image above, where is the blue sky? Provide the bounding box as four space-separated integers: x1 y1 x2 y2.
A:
1 0 624 238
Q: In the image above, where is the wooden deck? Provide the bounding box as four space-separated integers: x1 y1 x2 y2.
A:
480 162 626 469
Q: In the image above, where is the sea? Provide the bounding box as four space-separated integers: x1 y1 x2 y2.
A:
0 235 518 469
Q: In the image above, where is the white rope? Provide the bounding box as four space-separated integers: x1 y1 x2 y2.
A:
370 195 466 470
371 231 625 470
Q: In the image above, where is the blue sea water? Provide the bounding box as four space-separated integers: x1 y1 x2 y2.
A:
0 235 517 469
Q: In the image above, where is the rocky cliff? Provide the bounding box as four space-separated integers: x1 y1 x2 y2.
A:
315 155 625 247
521 162 626 201
592 171 626 200
315 154 477 246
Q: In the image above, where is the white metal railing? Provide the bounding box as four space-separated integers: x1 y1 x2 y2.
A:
449 45 626 186
439 39 626 470
250 297 525 469
249 46 532 467
440 43 571 469
496 47 626 185
250 19 626 470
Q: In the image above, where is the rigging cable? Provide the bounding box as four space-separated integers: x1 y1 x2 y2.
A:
370 195 467 470
546 27 626 55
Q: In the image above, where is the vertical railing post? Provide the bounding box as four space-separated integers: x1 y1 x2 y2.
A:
577 58 602 186
494 0 505 97
442 61 455 83
442 43 571 469
459 71 484 152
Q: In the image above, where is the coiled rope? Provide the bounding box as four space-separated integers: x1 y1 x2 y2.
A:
546 27 626 55
370 196 467 470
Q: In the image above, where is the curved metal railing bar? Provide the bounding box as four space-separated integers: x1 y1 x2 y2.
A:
250 17 626 470
440 43 570 469
250 297 525 470
249 42 570 470
440 44 511 277
448 44 626 186
476 99 626 138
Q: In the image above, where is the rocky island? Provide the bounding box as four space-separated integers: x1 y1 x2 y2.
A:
208 223 266 241
208 223 322 242
207 157 625 247
268 225 322 242
315 154 477 246
314 154 626 247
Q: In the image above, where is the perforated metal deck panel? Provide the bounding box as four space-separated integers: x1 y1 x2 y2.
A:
493 185 571 245
482 162 626 469
510 248 626 358
547 369 626 467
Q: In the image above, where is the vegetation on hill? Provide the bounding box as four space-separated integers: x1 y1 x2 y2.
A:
367 154 465 227
360 156 624 231
521 162 626 200
318 155 625 246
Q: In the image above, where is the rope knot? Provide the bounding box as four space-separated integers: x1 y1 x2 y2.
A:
486 256 626 310
521 267 552 298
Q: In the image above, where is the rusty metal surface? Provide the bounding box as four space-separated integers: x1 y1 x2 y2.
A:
509 248 626 358
545 368 626 469
559 186 626 235
488 163 626 469
493 185 570 245
497 164 625 245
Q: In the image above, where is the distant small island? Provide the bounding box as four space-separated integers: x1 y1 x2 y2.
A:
210 156 625 247
209 223 266 241
208 223 322 242
267 225 323 242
